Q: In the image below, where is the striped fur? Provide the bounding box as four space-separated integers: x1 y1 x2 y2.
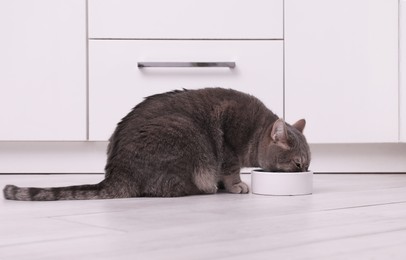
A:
3 88 311 201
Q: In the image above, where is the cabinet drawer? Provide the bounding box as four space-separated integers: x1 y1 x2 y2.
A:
89 40 283 140
89 0 283 39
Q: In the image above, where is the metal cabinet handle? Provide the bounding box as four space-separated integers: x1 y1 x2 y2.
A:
137 62 236 69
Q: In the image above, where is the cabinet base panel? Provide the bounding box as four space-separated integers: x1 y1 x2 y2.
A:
0 142 405 173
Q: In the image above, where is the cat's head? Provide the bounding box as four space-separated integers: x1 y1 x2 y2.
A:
258 119 311 172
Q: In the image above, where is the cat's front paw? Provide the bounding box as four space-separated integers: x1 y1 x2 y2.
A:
227 181 249 194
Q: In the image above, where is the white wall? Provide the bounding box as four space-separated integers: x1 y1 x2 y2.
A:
401 0 406 142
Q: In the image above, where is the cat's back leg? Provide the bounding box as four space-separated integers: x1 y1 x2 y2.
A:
193 166 219 194
138 164 219 197
107 115 222 197
141 173 201 197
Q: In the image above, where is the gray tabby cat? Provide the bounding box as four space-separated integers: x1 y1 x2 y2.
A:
3 88 310 201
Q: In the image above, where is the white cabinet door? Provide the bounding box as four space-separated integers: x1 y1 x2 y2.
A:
0 0 86 141
89 40 283 140
285 0 398 143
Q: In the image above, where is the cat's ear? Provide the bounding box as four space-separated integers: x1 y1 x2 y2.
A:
271 119 288 144
293 119 306 133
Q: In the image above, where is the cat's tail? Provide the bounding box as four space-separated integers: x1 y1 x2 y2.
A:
2 179 128 201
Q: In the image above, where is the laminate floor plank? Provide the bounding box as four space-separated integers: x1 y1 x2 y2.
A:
1 173 406 259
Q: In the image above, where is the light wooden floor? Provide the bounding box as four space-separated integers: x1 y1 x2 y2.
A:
1 173 406 260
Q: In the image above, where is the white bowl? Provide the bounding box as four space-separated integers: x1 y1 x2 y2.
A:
251 169 313 196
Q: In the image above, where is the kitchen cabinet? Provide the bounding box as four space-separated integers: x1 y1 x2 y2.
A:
0 0 86 140
285 0 399 143
88 0 284 141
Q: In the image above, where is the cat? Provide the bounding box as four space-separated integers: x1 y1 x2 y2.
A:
3 88 311 201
